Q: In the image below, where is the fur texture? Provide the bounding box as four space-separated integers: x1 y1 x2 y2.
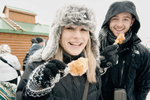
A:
29 3 99 66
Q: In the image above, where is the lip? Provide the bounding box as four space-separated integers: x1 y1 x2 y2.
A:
114 28 124 33
69 42 82 46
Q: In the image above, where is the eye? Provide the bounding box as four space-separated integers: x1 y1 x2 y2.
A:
112 17 118 20
66 27 74 30
110 17 118 22
124 18 129 21
81 28 87 31
67 27 73 30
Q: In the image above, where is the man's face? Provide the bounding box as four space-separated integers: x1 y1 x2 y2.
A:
39 42 44 46
109 12 135 37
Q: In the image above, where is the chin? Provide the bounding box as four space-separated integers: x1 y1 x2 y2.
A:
69 52 81 56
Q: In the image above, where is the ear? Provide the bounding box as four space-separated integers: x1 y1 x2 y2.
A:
131 18 135 26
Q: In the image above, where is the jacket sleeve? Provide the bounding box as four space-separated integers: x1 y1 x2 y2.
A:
29 44 43 55
135 45 150 100
12 55 21 70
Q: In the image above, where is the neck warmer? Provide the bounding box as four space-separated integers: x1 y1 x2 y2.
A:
99 26 133 51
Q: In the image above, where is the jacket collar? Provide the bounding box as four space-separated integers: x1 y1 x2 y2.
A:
63 51 85 64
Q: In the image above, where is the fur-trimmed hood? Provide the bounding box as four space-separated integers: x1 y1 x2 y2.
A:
29 3 99 65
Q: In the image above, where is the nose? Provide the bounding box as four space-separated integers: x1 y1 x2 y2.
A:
73 30 82 38
116 20 123 28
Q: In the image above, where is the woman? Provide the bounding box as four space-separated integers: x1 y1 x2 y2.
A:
17 3 101 100
0 44 21 85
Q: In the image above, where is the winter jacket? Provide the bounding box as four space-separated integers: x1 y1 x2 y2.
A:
16 52 101 100
28 43 43 56
100 35 150 100
0 53 21 81
17 3 101 100
24 43 43 70
99 1 150 100
22 52 29 71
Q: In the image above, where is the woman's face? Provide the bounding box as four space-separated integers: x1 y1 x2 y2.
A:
60 25 89 56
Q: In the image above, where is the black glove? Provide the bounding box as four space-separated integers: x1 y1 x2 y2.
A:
100 45 119 68
35 59 67 88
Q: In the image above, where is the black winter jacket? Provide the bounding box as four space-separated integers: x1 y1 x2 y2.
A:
16 52 101 100
22 43 43 71
100 36 150 100
99 1 150 100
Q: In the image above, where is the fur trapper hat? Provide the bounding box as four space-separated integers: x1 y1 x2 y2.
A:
30 3 99 64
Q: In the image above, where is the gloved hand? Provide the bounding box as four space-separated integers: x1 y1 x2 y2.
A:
100 45 119 68
35 59 67 88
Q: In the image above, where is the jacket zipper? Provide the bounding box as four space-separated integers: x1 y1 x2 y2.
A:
120 60 125 85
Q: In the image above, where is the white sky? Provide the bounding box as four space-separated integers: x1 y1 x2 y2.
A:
0 0 150 44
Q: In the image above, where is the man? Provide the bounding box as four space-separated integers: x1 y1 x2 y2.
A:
22 38 38 71
99 1 150 100
29 37 44 55
24 37 44 70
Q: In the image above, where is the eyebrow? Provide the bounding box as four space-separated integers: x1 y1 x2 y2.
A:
123 15 131 19
113 15 132 19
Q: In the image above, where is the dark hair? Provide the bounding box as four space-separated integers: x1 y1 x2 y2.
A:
31 38 38 44
36 37 43 43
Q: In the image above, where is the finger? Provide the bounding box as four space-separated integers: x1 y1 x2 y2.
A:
108 50 118 55
44 63 59 77
45 63 56 68
112 44 119 49
41 76 49 88
49 65 59 77
49 59 67 70
43 68 54 79
106 45 119 52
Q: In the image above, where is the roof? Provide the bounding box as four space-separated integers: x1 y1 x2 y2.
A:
3 5 37 16
0 17 49 36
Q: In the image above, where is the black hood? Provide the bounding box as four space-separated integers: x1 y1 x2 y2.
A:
102 1 140 34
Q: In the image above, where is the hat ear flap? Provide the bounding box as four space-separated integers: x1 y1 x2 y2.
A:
42 25 61 60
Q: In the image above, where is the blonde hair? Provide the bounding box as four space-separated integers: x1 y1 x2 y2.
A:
0 44 11 54
54 38 97 83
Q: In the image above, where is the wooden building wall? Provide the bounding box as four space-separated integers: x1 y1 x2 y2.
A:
9 11 36 24
0 32 48 70
3 7 36 24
